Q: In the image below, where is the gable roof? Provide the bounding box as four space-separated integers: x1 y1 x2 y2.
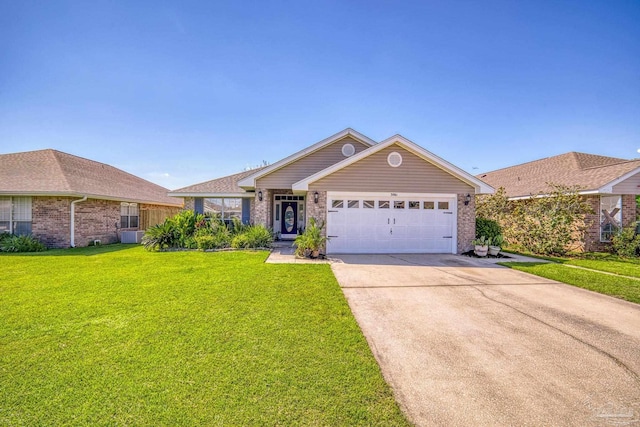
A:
237 128 376 189
478 151 640 198
293 134 495 194
168 167 267 197
0 149 182 206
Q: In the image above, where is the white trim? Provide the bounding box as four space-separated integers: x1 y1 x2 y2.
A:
599 166 640 193
0 191 182 207
168 192 253 198
237 128 376 189
293 135 495 194
327 191 458 198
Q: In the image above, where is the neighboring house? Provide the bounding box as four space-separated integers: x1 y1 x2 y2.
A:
0 149 183 248
478 151 640 251
169 128 494 254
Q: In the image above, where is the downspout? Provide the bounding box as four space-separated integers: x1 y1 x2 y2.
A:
70 196 88 247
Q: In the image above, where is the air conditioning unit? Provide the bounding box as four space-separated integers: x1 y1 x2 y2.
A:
120 230 145 244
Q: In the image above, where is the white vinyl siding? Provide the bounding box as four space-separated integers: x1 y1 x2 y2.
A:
0 196 32 235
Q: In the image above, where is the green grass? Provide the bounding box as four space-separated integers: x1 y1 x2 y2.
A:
500 262 640 304
0 245 409 426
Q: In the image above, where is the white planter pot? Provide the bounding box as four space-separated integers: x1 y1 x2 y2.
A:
488 246 501 256
474 245 488 257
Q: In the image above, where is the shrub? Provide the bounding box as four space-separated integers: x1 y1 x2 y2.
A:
231 225 273 249
611 226 640 258
476 218 501 240
196 225 231 250
294 218 327 257
0 234 46 252
142 220 178 251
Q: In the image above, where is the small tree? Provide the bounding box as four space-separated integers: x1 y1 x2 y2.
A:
476 184 593 256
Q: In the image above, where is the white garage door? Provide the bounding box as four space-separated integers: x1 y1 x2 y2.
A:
326 192 457 254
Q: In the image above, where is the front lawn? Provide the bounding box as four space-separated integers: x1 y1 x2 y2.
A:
501 262 640 304
0 245 408 426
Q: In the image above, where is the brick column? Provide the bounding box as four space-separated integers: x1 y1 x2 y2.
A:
306 190 327 236
457 193 475 254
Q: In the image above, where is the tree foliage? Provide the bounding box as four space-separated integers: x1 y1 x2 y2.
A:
476 184 594 255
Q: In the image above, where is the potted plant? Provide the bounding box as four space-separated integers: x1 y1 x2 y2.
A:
488 235 504 256
472 236 490 257
293 218 329 258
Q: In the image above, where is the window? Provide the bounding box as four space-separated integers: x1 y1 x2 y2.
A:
0 197 32 235
424 201 435 210
348 200 359 208
409 201 420 209
332 200 344 209
600 195 622 242
394 201 405 209
363 200 374 209
204 198 242 221
378 201 390 209
438 201 449 210
120 203 139 228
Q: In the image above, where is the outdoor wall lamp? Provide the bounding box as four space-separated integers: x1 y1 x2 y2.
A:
464 194 471 206
313 191 319 204
258 190 263 201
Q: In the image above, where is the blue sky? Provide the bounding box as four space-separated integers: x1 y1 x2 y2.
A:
1 1 639 190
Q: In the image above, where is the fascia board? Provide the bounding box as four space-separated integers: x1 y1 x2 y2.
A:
0 191 182 207
238 128 376 189
167 192 253 198
598 166 640 194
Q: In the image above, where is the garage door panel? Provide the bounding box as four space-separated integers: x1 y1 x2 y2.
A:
326 193 456 254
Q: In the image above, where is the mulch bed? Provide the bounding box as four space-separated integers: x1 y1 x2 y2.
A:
461 250 512 259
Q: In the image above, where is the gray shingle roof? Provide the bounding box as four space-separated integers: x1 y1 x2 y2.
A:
170 167 267 195
0 149 182 206
478 152 640 198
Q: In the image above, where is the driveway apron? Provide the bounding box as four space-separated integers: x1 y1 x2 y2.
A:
331 254 640 426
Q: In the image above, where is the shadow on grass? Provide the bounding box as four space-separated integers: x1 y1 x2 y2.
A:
498 262 551 268
0 243 139 257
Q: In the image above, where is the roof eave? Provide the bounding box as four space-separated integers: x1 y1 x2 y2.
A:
168 192 253 198
0 191 182 207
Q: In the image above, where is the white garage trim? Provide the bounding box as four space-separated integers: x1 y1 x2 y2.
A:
326 191 457 254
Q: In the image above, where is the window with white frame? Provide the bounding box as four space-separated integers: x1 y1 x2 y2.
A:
204 198 241 221
600 195 621 242
0 196 32 235
120 202 139 228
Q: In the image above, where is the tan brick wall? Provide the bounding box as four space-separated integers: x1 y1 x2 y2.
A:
74 199 121 247
305 190 327 237
183 197 195 211
254 188 272 228
457 193 475 254
32 196 72 248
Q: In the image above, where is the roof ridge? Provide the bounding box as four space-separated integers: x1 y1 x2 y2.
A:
49 150 73 192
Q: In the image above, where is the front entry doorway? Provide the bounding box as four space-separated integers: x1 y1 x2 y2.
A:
273 194 305 239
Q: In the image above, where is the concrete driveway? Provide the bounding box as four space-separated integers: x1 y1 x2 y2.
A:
331 254 640 426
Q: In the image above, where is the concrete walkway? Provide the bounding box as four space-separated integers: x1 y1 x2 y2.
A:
331 254 640 426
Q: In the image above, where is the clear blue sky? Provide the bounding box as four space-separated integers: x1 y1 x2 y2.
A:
1 1 639 190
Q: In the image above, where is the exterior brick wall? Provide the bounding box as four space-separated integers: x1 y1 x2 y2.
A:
253 188 272 228
32 196 72 248
31 196 180 248
183 197 195 211
457 193 475 254
622 194 637 227
584 194 637 252
306 190 327 238
74 199 121 246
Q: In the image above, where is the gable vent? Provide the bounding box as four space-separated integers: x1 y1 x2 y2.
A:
387 152 403 167
342 143 355 157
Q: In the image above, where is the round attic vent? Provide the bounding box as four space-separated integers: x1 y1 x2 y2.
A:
342 143 355 157
387 151 403 167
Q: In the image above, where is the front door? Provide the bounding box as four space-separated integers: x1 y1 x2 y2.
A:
281 201 298 236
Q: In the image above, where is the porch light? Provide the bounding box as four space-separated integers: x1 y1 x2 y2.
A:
313 191 319 204
258 191 263 201
464 194 471 206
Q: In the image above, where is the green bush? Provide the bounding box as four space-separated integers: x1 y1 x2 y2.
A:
476 218 502 240
196 226 231 250
142 220 178 251
0 234 46 252
231 225 273 249
611 226 640 258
